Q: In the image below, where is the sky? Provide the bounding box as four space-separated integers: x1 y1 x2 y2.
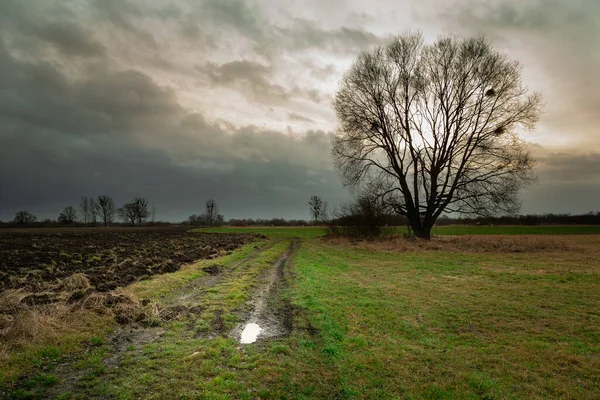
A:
0 0 599 222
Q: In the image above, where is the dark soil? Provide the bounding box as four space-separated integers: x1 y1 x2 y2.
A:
201 264 221 275
0 227 257 295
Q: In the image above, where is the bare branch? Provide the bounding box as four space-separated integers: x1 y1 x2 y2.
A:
332 33 542 238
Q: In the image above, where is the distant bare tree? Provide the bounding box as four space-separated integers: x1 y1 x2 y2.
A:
58 206 77 224
89 198 98 225
151 205 156 223
332 33 541 238
13 211 37 224
309 196 325 224
205 199 218 226
330 191 388 237
95 195 115 227
188 214 201 226
80 196 91 224
133 197 149 225
117 203 137 226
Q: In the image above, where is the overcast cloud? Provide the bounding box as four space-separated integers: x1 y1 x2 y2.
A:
1 0 599 221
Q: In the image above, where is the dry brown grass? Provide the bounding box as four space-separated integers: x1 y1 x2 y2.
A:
0 268 201 358
326 234 582 253
76 289 191 324
0 289 32 313
0 273 198 388
1 278 164 354
0 302 108 350
58 273 91 292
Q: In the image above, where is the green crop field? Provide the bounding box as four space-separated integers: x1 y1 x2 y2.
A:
4 227 600 399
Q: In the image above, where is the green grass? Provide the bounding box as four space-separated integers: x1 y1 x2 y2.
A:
9 229 600 399
431 224 600 235
195 226 326 239
130 238 269 300
197 224 600 239
275 238 600 398
0 314 115 392
164 231 600 398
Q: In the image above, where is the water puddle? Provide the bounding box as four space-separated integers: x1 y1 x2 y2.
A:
240 323 262 344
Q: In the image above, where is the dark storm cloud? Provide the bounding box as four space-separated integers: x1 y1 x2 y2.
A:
199 0 267 41
35 21 106 58
0 35 347 221
0 43 179 138
197 60 326 105
454 0 596 31
90 0 160 49
535 151 600 184
518 147 600 214
2 0 599 221
0 126 344 221
0 0 106 58
128 0 386 57
199 60 289 104
275 19 387 53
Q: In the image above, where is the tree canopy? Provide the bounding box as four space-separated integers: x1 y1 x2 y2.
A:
332 33 542 238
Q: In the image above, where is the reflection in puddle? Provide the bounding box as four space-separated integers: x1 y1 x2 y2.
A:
240 323 262 344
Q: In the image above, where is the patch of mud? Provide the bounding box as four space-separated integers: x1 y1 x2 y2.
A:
212 308 226 334
159 304 204 321
232 240 297 344
202 264 221 275
103 324 166 367
43 323 165 398
40 303 205 398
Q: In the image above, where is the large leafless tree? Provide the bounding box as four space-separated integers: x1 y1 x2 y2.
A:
332 33 542 238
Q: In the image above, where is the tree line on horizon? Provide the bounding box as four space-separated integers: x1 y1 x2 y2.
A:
5 207 600 228
5 197 228 228
9 196 155 227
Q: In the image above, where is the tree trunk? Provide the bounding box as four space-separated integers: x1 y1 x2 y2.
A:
408 217 432 239
419 226 432 239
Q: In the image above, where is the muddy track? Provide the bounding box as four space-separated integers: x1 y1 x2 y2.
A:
43 324 166 399
39 239 290 399
100 239 285 358
165 239 283 306
232 240 297 342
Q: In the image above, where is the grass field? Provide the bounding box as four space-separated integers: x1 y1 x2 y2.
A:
202 224 600 238
4 226 600 399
